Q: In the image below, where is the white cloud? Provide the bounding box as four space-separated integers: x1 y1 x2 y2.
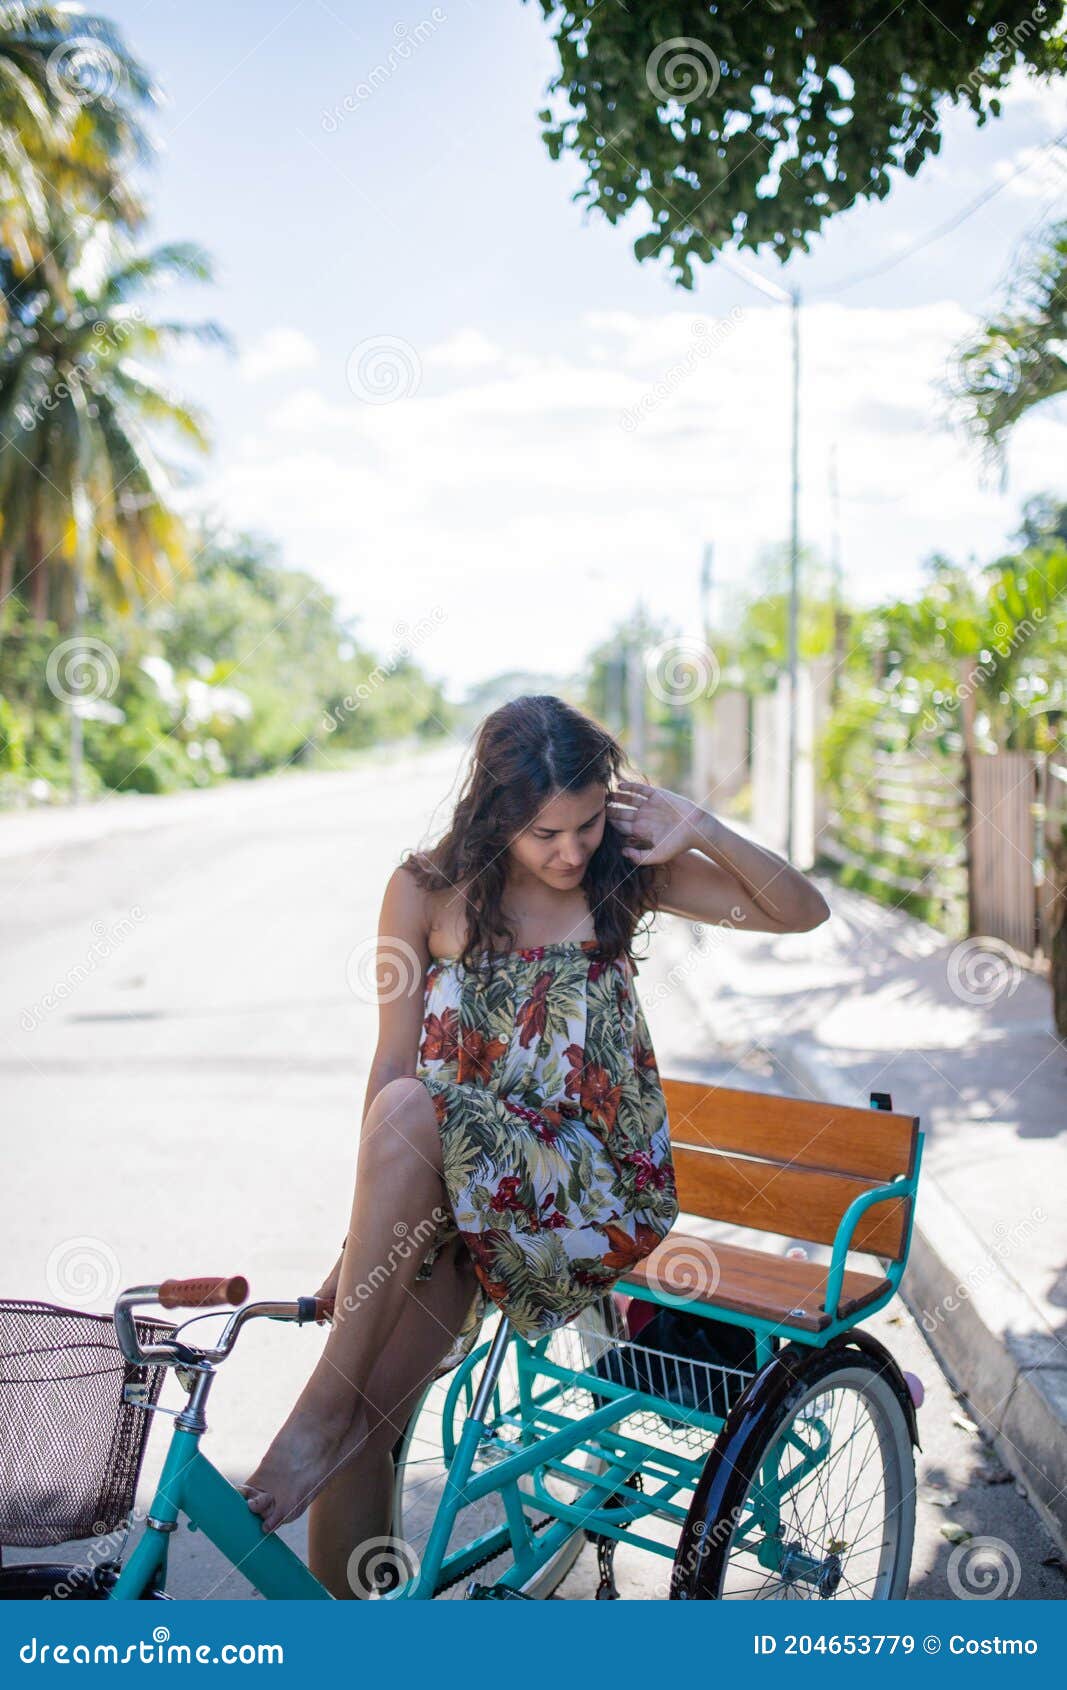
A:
197 304 1065 691
239 327 320 382
424 328 503 369
993 139 1067 198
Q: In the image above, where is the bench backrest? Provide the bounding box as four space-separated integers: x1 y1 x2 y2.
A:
662 1077 920 1261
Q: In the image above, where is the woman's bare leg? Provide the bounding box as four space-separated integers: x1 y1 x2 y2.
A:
238 1077 456 1533
307 1237 481 1598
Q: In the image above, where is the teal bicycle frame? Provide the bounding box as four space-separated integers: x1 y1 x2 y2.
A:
109 1126 923 1600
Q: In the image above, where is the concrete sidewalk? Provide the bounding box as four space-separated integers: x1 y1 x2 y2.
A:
653 881 1067 1551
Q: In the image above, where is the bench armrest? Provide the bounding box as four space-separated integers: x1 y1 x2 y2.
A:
823 1135 924 1322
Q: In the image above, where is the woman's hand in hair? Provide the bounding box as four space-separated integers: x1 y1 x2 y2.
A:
607 780 701 867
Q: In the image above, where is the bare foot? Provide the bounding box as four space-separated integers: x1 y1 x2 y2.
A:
238 1398 368 1534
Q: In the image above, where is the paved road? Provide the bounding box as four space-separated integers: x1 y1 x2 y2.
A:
1 752 1062 1599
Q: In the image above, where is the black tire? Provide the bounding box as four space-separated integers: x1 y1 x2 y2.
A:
388 1301 616 1599
0 1561 171 1599
671 1334 917 1600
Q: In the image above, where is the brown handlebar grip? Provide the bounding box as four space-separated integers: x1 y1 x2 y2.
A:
157 1275 249 1310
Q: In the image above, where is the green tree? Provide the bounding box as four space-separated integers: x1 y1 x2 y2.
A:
0 2 157 297
0 210 230 625
947 219 1067 460
526 1 1067 285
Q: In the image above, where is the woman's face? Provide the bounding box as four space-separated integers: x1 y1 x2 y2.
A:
508 783 608 888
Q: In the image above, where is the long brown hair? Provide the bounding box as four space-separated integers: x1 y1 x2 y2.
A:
401 695 662 975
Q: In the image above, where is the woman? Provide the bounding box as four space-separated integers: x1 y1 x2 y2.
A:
239 693 829 1596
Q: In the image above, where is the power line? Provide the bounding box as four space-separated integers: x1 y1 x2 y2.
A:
811 124 1067 298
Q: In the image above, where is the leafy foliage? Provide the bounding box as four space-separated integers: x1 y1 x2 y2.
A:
527 1 1067 285
946 218 1067 458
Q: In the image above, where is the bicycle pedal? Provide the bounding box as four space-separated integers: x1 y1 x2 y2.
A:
465 1581 535 1600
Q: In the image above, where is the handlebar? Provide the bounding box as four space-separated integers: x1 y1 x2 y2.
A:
157 1275 249 1310
113 1281 336 1369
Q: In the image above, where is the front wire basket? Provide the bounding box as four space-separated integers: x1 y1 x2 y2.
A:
0 1299 176 1548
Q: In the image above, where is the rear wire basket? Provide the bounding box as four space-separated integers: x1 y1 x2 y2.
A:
532 1304 757 1459
0 1299 176 1548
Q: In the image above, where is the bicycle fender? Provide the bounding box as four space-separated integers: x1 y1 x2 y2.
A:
824 1326 922 1453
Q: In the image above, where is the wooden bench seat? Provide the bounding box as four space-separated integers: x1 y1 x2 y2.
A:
619 1233 891 1334
618 1077 922 1338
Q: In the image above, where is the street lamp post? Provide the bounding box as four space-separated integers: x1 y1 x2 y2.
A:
714 251 802 862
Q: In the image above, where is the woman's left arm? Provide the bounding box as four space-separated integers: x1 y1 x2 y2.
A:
608 778 830 935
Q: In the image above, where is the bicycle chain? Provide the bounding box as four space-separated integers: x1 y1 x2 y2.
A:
433 1512 559 1596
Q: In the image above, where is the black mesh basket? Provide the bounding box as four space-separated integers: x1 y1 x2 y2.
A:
0 1299 176 1548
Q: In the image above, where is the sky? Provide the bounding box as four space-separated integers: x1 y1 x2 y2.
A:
98 0 1067 698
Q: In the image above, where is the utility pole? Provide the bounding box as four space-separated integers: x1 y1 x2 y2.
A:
715 249 802 862
829 441 844 706
785 287 800 864
700 542 714 647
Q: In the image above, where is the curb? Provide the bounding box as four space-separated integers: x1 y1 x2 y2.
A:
775 1033 1067 1556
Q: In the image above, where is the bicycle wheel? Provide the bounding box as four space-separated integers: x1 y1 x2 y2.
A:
0 1560 170 1599
671 1339 916 1600
389 1300 616 1599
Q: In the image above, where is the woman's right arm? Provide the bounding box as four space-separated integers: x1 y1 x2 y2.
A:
362 861 434 1096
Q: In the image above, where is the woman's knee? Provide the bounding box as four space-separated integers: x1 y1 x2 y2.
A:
361 1078 441 1174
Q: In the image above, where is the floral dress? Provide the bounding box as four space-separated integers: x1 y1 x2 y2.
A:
412 938 679 1380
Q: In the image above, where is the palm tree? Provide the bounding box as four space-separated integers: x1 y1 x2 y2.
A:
0 208 231 625
946 218 1067 463
0 2 158 296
